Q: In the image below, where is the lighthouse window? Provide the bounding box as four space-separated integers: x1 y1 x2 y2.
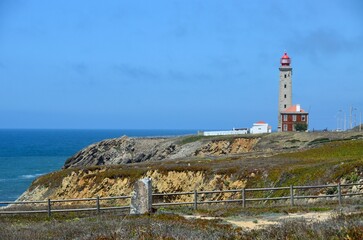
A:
284 84 286 88
284 74 287 78
284 94 286 98
284 104 286 108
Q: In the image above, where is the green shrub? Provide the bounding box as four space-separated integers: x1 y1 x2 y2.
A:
295 123 308 132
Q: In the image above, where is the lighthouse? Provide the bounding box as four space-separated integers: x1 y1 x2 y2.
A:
277 52 309 132
278 52 293 131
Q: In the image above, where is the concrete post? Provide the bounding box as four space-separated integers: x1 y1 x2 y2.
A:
130 178 152 214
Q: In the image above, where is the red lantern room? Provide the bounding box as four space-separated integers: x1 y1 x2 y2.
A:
280 52 291 66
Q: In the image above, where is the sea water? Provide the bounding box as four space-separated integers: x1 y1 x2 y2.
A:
0 129 195 202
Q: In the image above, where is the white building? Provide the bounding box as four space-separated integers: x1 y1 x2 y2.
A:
250 121 271 134
200 128 248 136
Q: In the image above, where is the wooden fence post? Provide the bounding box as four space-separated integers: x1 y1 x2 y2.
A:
338 183 342 206
194 190 198 211
242 189 246 208
290 185 294 206
96 196 100 214
47 199 51 217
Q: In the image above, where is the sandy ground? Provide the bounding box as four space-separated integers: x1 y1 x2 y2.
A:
183 211 334 230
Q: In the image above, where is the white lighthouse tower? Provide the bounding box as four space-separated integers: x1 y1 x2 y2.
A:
278 52 293 132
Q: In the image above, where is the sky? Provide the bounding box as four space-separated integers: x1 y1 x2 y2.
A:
0 0 362 130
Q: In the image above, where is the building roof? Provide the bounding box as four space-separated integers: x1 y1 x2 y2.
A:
255 121 267 124
282 104 307 113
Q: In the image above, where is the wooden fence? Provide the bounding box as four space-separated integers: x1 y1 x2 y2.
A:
0 182 362 216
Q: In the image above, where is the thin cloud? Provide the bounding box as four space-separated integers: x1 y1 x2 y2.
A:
173 25 188 38
167 70 187 82
112 64 159 81
208 57 241 70
71 63 88 75
166 69 217 83
289 29 356 58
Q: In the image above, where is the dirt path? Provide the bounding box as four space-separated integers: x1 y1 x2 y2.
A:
183 211 334 230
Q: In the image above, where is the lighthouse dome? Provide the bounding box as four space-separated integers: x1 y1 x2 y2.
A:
280 52 291 66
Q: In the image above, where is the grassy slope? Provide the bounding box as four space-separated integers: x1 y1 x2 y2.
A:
268 139 363 185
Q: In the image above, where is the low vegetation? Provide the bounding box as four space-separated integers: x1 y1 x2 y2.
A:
176 133 262 145
295 123 308 132
176 135 208 145
2 206 363 240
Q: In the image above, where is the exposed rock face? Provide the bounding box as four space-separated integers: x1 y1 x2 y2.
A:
63 136 258 169
63 136 198 168
195 138 259 156
18 169 246 203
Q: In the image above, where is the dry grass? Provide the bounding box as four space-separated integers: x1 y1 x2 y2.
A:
245 212 363 240
0 212 243 240
2 207 363 239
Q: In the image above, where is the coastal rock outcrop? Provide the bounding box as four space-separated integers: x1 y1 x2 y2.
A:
63 132 361 169
64 136 200 168
63 136 260 169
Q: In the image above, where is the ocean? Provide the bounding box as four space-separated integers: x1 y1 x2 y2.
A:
0 129 195 202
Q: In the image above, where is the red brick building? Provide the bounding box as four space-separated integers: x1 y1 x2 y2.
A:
280 104 309 132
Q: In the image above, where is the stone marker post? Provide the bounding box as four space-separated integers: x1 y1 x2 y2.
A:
130 178 152 214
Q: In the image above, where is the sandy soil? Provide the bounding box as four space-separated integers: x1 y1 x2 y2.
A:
183 211 334 230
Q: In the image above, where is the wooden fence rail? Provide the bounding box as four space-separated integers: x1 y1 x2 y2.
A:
0 182 362 216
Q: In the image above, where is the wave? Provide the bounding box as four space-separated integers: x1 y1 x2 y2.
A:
19 173 45 179
0 173 44 183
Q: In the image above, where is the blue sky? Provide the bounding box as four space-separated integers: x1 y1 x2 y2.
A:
1 1 362 130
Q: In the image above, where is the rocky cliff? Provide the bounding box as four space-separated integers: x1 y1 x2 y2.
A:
19 132 363 203
63 135 262 168
64 132 359 169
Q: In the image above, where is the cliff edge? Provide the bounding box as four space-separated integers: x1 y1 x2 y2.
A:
64 132 360 169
